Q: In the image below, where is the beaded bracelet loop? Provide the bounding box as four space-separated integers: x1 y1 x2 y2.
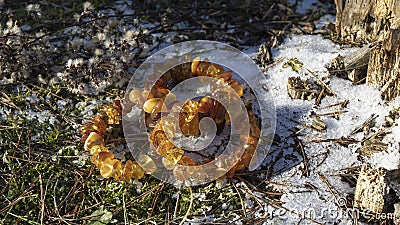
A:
79 57 261 181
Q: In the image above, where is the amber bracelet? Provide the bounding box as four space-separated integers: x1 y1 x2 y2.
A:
79 57 261 181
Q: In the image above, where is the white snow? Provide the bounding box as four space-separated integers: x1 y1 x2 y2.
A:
255 34 400 224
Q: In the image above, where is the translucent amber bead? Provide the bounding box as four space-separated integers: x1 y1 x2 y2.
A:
250 123 261 139
101 104 120 125
196 59 211 77
143 98 166 116
79 122 104 135
151 86 170 99
160 117 176 139
91 115 107 135
122 160 134 181
198 96 215 114
217 71 232 81
91 151 114 168
178 155 196 166
191 56 201 76
225 112 230 123
236 145 256 171
88 144 109 155
214 104 226 126
173 165 197 182
138 154 157 174
181 100 198 123
206 64 224 77
150 101 168 120
100 157 116 178
162 157 175 170
246 135 259 149
179 113 199 136
112 160 123 180
131 161 145 179
181 62 191 80
154 76 169 88
228 80 244 97
164 148 184 165
129 89 143 105
84 132 104 152
149 130 174 156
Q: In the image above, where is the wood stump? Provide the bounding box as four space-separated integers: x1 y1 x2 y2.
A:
353 164 389 214
335 0 400 100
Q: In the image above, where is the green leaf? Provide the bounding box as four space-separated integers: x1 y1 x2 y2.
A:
283 58 303 73
87 206 113 225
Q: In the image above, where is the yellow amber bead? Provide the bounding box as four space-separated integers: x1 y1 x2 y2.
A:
196 58 211 77
149 130 174 156
206 64 224 77
164 148 184 165
217 71 232 81
131 161 145 179
112 160 123 180
100 157 116 178
181 99 198 123
178 155 196 166
101 104 120 125
191 56 201 76
143 98 164 114
138 154 157 174
123 160 134 181
228 80 244 97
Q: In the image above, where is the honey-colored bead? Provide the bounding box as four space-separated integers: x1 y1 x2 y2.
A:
173 164 198 182
217 71 232 81
129 89 143 105
143 98 164 114
112 160 123 180
196 59 211 77
164 148 184 165
181 62 191 80
122 161 133 181
170 66 183 82
179 118 199 136
148 130 174 156
181 99 198 123
160 117 177 139
131 161 145 179
246 135 259 149
179 100 200 136
191 56 201 76
235 144 256 172
198 96 215 114
138 154 157 174
206 64 224 77
91 151 114 168
84 132 105 153
100 157 117 178
78 122 100 135
177 155 196 166
162 157 175 170
88 144 109 155
228 80 244 97
225 112 230 123
151 86 170 99
101 104 120 124
92 115 107 135
214 104 226 126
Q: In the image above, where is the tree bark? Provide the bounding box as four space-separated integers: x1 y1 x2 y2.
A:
367 25 400 100
335 0 400 100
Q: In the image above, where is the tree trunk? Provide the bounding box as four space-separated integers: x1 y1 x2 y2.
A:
335 0 400 100
367 26 400 100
